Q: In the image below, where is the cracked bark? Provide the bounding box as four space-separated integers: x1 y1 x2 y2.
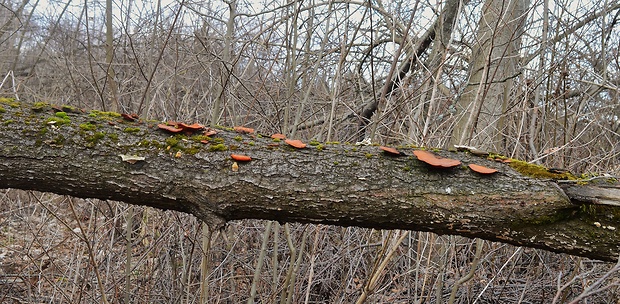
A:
1 101 619 261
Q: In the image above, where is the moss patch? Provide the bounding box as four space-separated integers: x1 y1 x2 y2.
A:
0 98 19 108
89 110 122 119
211 137 225 144
508 159 576 180
190 134 211 142
208 143 228 152
79 123 97 131
55 111 69 119
123 127 141 134
137 139 162 149
45 116 70 126
85 132 105 147
61 105 77 113
38 127 48 136
48 135 66 147
165 136 180 148
185 146 200 155
32 102 49 112
215 125 234 131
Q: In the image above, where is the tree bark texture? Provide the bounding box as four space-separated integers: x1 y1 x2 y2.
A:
1 100 619 261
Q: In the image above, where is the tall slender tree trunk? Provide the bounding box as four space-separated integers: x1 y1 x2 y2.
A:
105 0 120 112
451 0 529 151
211 0 236 126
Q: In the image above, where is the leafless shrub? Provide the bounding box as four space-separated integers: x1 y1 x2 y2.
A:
1 0 620 302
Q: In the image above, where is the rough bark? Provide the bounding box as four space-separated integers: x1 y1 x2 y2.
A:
1 100 619 261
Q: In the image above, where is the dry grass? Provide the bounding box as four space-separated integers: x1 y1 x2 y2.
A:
2 190 619 303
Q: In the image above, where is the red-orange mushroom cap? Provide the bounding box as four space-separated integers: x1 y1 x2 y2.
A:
379 146 401 155
285 139 306 149
413 150 461 168
231 154 252 162
234 126 255 134
271 133 286 140
468 163 498 174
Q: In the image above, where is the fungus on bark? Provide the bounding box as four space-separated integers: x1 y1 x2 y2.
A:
413 150 461 168
157 124 183 133
234 126 255 134
285 139 306 149
379 146 401 155
178 123 205 132
231 154 252 162
468 163 498 174
271 133 286 140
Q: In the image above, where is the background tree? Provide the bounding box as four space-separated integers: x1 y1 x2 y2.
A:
451 0 529 149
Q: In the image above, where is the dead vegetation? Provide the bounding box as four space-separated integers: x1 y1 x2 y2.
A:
2 190 620 303
1 0 620 302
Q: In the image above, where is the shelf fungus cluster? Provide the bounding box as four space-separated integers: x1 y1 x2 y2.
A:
157 122 206 134
412 149 498 174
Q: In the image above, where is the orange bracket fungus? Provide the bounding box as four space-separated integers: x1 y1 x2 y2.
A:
413 150 461 168
234 126 255 134
177 123 205 132
157 124 183 133
468 163 498 174
285 139 306 149
158 122 205 134
271 133 286 140
121 113 139 121
203 128 218 136
231 154 252 162
379 146 401 156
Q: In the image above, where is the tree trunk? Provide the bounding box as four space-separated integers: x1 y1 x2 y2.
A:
105 0 120 112
451 0 529 150
1 100 619 261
